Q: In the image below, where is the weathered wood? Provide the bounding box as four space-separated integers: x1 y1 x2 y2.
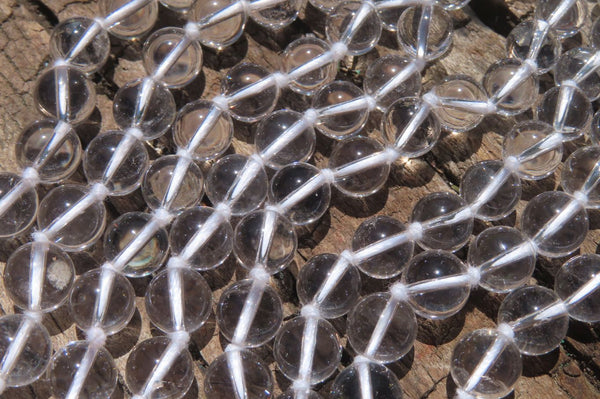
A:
0 0 599 398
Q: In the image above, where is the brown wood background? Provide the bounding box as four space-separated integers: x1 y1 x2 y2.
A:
0 0 599 397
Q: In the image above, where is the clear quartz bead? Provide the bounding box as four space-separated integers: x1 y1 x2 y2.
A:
308 0 338 13
555 47 600 101
432 75 487 132
313 81 369 139
483 58 539 116
555 254 600 323
0 173 38 237
397 5 453 61
100 0 159 39
373 0 407 32
160 0 195 12
562 146 600 208
191 0 247 50
534 0 587 39
283 36 337 95
506 20 561 74
330 362 403 399
326 1 382 56
363 55 422 110
279 389 322 399
537 86 592 138
250 0 302 28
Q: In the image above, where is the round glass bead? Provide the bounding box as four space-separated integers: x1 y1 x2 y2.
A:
279 389 322 399
49 341 117 399
498 286 569 355
326 1 382 56
0 315 51 387
502 120 562 180
555 254 600 323
562 146 600 208
270 163 332 225
410 192 473 252
364 55 421 110
146 268 211 333
312 81 369 139
173 100 233 161
330 362 404 399
468 226 536 293
274 316 342 384
217 279 283 347
347 292 417 362
169 206 233 270
397 5 453 61
329 136 390 197
160 0 194 12
459 160 521 221
69 268 136 335
483 58 539 116
534 0 587 39
99 0 159 39
103 212 169 277
191 0 247 50
402 250 470 319
521 191 588 257
83 130 149 196
537 85 591 138
436 0 470 10
126 337 194 399
506 20 561 74
142 155 204 211
373 0 406 31
555 47 600 101
282 36 336 95
34 65 96 124
112 78 176 139
592 111 600 145
297 253 362 318
432 75 487 132
143 27 203 88
221 63 279 123
250 0 302 28
382 97 441 157
233 209 297 273
255 110 316 169
308 0 338 13
204 350 273 399
37 184 106 252
49 17 110 74
205 154 268 216
0 173 37 237
5 242 75 312
352 216 414 279
451 328 522 398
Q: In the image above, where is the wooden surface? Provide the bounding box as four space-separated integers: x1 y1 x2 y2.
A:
0 0 600 398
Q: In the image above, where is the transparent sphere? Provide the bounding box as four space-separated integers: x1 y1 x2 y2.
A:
0 173 37 237
329 137 389 197
402 250 470 319
34 65 96 124
397 5 453 61
592 111 600 145
83 130 149 196
37 184 106 252
50 17 110 73
5 242 75 312
274 317 342 384
221 63 279 123
126 337 194 399
562 146 600 208
436 0 471 10
537 86 591 138
143 27 203 88
0 315 51 387
593 18 600 49
191 0 247 50
498 286 569 355
460 160 521 221
282 36 336 95
331 362 403 399
451 328 522 398
364 55 421 110
270 163 331 225
312 81 369 139
279 389 322 399
169 206 233 270
205 154 268 216
146 268 211 333
326 1 381 56
506 20 561 74
160 0 194 12
555 254 600 322
347 292 417 362
113 78 176 139
521 191 588 257
255 110 316 169
352 216 414 279
99 0 158 39
70 268 136 335
382 97 441 157
297 253 361 318
49 341 117 399
173 100 233 161
250 0 302 28
535 0 587 39
555 47 600 101
217 279 283 347
142 155 204 211
502 120 562 180
468 226 536 293
308 0 338 13
204 350 273 399
483 58 539 116
104 212 169 277
233 209 297 273
373 0 407 31
411 192 473 252
432 75 487 132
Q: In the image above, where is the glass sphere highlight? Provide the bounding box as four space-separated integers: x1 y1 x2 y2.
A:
312 81 369 139
191 0 247 50
534 0 587 38
283 36 336 95
555 47 600 101
100 0 158 39
537 86 591 138
250 0 302 28
326 1 382 56
562 146 600 209
0 173 38 237
331 362 404 399
432 75 487 132
397 5 453 61
506 20 560 74
483 58 539 116
555 254 600 323
364 55 422 110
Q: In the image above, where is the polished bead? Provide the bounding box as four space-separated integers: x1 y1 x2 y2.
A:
555 47 600 101
100 0 159 39
364 55 422 110
534 0 587 38
330 362 403 399
250 0 302 28
506 20 561 74
555 254 600 323
283 36 337 95
326 1 381 56
0 173 38 238
191 0 247 50
562 146 600 209
537 86 591 138
397 5 453 61
432 75 487 132
312 81 369 139
483 58 539 116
